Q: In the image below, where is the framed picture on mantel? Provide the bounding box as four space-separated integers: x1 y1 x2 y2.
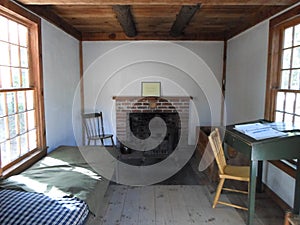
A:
141 82 161 97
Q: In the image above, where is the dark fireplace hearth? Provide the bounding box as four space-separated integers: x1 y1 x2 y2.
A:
128 112 180 158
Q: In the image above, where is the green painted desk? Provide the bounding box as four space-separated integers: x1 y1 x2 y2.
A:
223 125 300 225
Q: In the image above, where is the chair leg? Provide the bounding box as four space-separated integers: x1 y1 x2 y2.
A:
213 178 225 208
100 139 104 145
284 210 292 225
111 137 115 146
88 139 91 145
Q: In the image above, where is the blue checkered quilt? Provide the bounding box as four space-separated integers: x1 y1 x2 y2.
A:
0 189 89 225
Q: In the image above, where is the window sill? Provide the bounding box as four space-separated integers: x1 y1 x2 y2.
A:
2 148 47 178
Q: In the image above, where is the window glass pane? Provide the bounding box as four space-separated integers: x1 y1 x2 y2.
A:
276 92 285 111
19 112 26 133
6 92 16 115
20 133 28 155
21 69 29 88
0 66 11 89
10 45 19 67
28 129 37 150
292 46 300 68
295 115 300 124
0 93 5 116
1 142 10 167
296 93 300 115
20 47 28 68
27 110 35 130
294 24 300 46
26 90 34 110
18 24 28 47
0 42 10 66
284 27 293 48
285 92 296 114
0 16 8 42
12 68 20 88
291 69 300 90
17 91 25 112
8 20 18 45
275 111 284 122
8 115 17 138
0 117 5 142
284 113 293 123
282 49 292 69
281 70 290 89
10 136 19 161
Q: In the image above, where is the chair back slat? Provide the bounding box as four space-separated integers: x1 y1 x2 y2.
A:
82 113 102 137
208 128 227 174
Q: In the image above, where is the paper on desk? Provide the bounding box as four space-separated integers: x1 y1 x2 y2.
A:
234 123 287 140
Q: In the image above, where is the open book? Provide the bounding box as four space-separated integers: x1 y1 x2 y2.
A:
234 123 287 140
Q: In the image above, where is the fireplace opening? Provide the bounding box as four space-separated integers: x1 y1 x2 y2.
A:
127 112 181 160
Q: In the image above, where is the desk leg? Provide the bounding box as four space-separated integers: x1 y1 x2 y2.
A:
256 160 263 193
248 160 257 225
293 159 300 214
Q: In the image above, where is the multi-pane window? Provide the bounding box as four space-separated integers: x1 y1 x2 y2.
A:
266 6 300 178
0 15 37 168
0 3 45 177
275 23 300 124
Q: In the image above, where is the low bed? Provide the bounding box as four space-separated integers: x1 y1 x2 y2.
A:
0 145 118 225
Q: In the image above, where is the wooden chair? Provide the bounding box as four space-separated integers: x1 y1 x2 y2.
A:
208 128 250 211
82 112 115 146
284 211 300 225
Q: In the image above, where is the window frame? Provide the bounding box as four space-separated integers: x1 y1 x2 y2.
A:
0 2 46 178
265 5 300 178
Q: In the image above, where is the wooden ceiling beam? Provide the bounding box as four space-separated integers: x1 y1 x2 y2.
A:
81 31 225 41
112 5 137 37
170 4 201 37
16 0 297 6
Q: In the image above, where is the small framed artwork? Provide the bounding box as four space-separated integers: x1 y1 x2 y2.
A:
141 82 161 97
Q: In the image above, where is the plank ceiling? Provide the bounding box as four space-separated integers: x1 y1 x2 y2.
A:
16 0 299 41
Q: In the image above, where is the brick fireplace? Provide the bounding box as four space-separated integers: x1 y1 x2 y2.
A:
114 96 190 154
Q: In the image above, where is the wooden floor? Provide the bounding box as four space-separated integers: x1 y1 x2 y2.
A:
86 157 285 225
88 185 247 225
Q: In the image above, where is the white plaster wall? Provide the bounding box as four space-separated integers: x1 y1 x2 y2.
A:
226 21 268 125
226 21 295 207
42 20 81 152
80 41 224 146
264 163 295 206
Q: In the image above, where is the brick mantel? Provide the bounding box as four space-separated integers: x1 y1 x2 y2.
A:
114 96 191 146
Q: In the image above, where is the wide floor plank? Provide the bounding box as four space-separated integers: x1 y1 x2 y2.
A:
89 185 246 225
120 186 140 225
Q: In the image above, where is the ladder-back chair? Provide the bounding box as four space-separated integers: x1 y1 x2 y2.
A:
208 128 250 211
82 112 114 146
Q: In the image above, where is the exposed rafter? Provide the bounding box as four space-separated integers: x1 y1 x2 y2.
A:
170 4 201 37
112 5 137 37
16 0 297 5
13 0 299 41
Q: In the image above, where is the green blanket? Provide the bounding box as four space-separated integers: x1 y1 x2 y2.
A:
0 145 118 216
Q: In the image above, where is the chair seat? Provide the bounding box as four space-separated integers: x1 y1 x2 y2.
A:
221 165 250 181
